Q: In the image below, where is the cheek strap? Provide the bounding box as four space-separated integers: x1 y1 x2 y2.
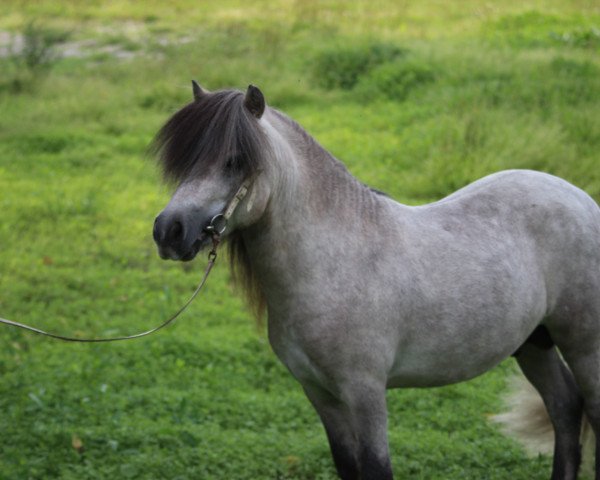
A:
204 173 258 236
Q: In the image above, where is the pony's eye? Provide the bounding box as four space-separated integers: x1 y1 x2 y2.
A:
225 155 242 172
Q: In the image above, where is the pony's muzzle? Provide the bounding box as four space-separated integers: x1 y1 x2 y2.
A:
154 212 183 244
153 210 213 261
154 213 182 260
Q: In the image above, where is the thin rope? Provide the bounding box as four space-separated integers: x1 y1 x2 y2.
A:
0 240 219 343
0 174 256 343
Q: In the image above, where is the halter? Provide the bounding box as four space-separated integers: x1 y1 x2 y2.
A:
0 176 256 342
204 174 255 241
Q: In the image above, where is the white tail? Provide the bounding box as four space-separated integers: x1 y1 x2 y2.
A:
492 374 595 477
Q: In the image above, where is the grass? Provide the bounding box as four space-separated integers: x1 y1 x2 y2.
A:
0 1 599 478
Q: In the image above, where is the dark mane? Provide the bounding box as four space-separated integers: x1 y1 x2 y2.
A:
228 232 266 321
151 90 267 183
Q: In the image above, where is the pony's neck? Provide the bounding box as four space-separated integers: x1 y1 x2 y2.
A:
234 108 387 316
262 108 381 222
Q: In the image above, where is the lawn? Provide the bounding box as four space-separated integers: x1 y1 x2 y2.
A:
0 1 599 478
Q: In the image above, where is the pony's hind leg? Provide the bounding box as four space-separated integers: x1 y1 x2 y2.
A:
515 335 583 480
303 382 393 480
550 290 600 479
559 343 600 480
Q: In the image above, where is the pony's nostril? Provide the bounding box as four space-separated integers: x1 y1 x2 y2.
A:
168 220 184 243
153 214 187 249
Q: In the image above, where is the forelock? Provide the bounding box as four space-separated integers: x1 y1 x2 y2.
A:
151 89 267 184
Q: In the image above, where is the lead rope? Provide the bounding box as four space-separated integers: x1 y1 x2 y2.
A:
0 174 257 343
0 234 221 343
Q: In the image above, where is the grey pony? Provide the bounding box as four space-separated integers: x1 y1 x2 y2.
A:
152 83 600 480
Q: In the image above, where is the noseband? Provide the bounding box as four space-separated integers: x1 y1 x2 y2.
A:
0 176 257 342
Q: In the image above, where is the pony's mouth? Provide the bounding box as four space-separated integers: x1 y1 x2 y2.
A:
180 232 213 262
158 231 213 262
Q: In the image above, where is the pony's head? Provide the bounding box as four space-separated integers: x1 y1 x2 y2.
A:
152 82 271 261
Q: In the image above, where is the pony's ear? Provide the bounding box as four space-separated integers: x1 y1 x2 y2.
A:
244 85 265 119
192 80 207 101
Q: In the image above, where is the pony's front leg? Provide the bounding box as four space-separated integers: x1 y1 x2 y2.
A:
303 382 393 480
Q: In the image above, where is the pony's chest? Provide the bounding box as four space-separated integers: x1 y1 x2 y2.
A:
267 319 326 384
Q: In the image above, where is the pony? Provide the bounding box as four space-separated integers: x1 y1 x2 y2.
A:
151 82 600 480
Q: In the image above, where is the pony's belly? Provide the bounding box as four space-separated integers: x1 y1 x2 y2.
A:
386 352 506 388
385 319 531 388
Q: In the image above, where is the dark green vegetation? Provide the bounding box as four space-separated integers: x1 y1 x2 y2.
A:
0 1 599 478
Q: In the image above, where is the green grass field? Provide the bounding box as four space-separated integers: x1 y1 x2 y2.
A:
0 1 599 478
